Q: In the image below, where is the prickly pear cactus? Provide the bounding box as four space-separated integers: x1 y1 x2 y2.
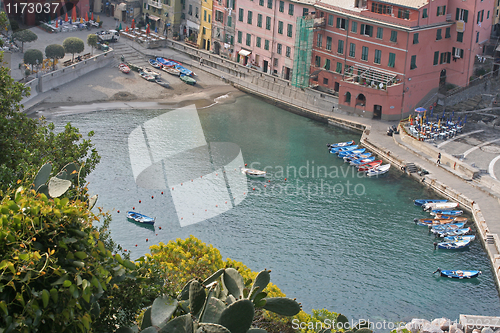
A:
117 268 302 333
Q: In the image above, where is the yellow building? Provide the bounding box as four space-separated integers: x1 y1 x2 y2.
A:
197 0 212 50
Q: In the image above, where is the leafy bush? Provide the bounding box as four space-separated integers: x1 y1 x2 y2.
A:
0 183 137 332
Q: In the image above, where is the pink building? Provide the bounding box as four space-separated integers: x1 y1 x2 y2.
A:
212 0 237 59
311 0 493 120
234 0 314 78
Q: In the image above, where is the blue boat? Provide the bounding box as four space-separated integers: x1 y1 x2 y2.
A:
437 227 471 238
344 153 371 162
414 199 448 206
338 148 366 158
430 209 463 216
156 57 178 67
433 268 481 279
443 235 475 242
431 222 466 231
327 140 355 149
415 218 454 226
149 59 162 69
435 238 472 250
175 64 194 77
127 211 155 225
350 156 376 165
330 145 358 153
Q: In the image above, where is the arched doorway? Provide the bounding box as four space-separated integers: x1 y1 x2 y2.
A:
440 69 446 86
345 91 351 104
356 93 366 107
214 41 221 55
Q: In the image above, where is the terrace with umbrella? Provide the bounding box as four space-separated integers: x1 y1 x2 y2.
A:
119 21 167 49
403 107 466 142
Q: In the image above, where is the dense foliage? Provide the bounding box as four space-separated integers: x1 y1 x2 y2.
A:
0 52 100 193
0 182 137 332
63 37 84 62
23 49 43 71
45 44 65 70
86 34 98 55
12 29 37 52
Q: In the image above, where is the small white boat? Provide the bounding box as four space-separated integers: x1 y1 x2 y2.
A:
143 68 161 78
162 66 181 76
366 164 390 177
240 167 266 178
423 202 459 211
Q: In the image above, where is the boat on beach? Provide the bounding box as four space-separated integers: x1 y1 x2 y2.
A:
119 63 130 73
433 268 481 279
149 59 162 69
139 70 156 81
366 164 390 177
143 68 161 78
155 77 170 88
240 167 266 177
162 66 181 76
175 64 194 77
180 74 197 85
127 211 155 225
327 140 355 148
156 57 177 67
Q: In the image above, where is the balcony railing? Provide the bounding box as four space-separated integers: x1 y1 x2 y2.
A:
148 0 162 8
313 17 325 27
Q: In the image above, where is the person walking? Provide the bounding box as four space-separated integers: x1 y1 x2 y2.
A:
437 152 441 164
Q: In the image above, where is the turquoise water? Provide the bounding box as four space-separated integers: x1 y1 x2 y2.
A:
48 95 500 327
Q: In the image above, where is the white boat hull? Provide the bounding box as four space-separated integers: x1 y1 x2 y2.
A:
241 167 266 177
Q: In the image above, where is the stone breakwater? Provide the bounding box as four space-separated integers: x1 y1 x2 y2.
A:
400 317 500 333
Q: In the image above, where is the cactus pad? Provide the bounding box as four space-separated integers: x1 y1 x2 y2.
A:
355 328 373 333
62 162 79 180
179 279 196 301
249 270 270 300
88 194 98 210
34 163 52 190
336 314 349 329
196 323 231 333
222 268 244 300
189 280 206 316
151 295 178 328
200 297 226 324
158 314 193 333
218 299 254 333
261 297 301 316
203 268 225 286
36 184 49 198
48 176 71 198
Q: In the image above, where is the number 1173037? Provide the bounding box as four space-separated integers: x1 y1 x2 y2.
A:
5 2 60 14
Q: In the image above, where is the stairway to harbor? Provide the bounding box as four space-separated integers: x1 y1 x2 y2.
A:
405 162 418 173
110 41 149 68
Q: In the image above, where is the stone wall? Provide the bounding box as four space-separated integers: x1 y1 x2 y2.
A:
445 80 491 107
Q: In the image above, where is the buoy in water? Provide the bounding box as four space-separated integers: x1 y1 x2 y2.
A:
133 207 135 210
139 200 141 203
245 164 247 166
253 188 255 190
161 192 163 194
117 210 120 213
146 238 149 242
151 196 154 199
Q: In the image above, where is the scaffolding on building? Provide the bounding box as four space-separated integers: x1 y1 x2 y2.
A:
291 16 314 88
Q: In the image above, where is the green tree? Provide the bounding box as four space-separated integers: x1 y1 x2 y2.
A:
0 52 100 193
23 48 43 72
63 37 84 62
0 12 8 35
12 29 38 52
0 177 137 332
45 44 65 70
87 34 98 55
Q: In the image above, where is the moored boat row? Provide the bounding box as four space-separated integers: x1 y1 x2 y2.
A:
327 140 390 177
412 198 480 279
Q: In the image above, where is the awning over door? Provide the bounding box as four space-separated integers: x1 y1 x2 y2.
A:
238 49 251 57
149 15 160 21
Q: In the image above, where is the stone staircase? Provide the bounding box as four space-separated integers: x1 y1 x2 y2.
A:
405 162 418 174
110 41 149 68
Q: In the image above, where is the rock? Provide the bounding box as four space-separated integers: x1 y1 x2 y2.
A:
406 319 431 333
482 327 494 333
421 322 444 333
450 323 464 333
431 318 450 331
473 329 482 333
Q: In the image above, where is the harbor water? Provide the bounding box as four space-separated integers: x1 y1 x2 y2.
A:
47 94 500 326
